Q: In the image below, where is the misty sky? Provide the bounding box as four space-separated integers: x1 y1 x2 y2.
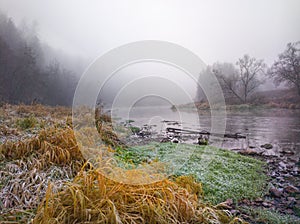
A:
0 0 299 102
0 0 299 66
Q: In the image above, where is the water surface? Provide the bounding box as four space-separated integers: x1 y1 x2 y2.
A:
113 106 300 158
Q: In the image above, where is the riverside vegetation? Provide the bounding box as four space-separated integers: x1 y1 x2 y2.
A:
0 104 299 223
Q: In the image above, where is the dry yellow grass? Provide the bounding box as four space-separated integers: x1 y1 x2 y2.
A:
0 105 247 223
33 168 245 224
0 126 84 169
0 126 85 220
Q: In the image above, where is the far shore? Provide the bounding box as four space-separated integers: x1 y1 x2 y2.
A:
177 102 300 111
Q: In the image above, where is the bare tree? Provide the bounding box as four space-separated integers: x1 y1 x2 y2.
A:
268 41 300 95
195 67 211 102
212 63 244 103
196 59 265 104
236 55 266 103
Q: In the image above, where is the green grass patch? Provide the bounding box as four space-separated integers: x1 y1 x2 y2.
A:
115 143 267 204
129 126 141 134
16 115 37 130
240 207 300 224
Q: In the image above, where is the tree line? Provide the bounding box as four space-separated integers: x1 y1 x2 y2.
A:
0 12 78 106
0 12 298 107
196 41 300 104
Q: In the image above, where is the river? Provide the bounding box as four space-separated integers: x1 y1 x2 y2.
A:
112 106 300 159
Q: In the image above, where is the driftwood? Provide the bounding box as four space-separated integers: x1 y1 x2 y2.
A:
166 127 246 139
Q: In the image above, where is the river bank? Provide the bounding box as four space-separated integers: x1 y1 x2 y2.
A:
0 104 299 223
233 148 300 222
178 102 300 111
124 127 300 223
0 104 247 223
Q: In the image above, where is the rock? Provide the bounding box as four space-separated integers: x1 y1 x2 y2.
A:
269 200 276 205
282 173 292 178
270 171 276 177
261 143 273 149
197 135 209 145
171 138 179 143
217 199 233 209
292 167 299 173
286 162 295 169
267 159 276 164
288 157 298 163
275 176 285 183
276 183 284 188
269 187 282 197
262 150 277 156
160 138 170 143
284 185 299 193
239 149 261 155
225 198 233 206
281 150 295 155
285 209 294 214
286 197 296 208
230 210 240 215
254 197 263 202
278 161 287 169
262 201 271 207
241 199 250 205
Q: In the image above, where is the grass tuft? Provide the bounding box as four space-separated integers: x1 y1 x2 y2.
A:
33 168 244 224
16 115 37 130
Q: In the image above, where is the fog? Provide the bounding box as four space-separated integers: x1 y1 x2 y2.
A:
99 62 198 106
1 0 299 65
0 0 299 105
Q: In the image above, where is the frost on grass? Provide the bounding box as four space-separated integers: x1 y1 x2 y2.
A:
0 105 254 223
115 143 267 204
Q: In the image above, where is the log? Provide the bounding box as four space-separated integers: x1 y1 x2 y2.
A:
166 127 246 139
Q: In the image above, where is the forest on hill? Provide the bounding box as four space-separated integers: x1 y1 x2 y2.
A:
0 12 79 106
